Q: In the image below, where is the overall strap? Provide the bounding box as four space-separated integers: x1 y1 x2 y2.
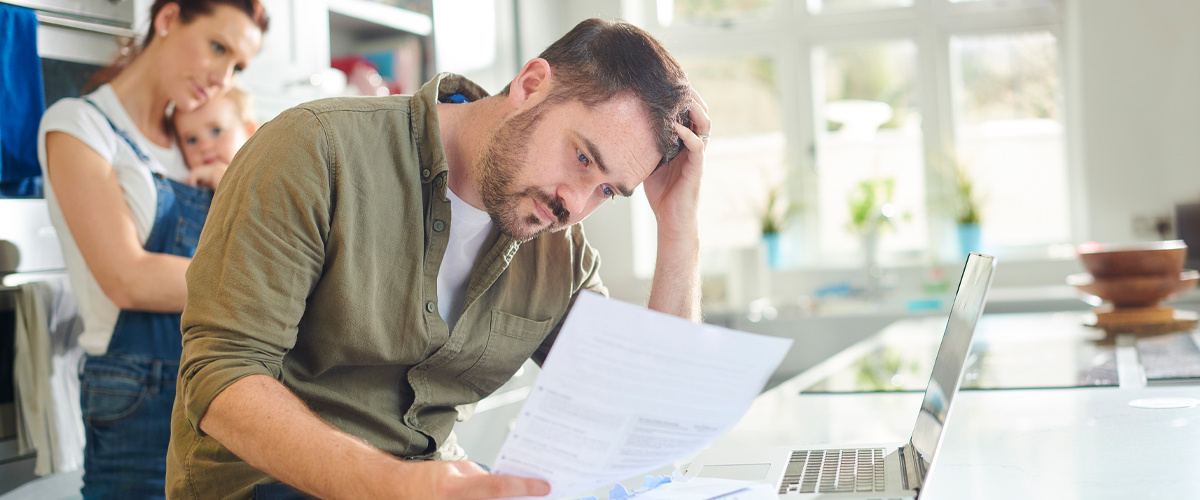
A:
81 97 153 164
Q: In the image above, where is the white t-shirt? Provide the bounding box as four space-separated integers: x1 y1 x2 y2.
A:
37 84 190 355
437 186 494 331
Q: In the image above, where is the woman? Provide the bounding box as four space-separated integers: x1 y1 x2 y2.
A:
36 1 268 497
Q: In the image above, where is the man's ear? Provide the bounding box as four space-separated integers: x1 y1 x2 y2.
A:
507 58 553 109
153 3 181 37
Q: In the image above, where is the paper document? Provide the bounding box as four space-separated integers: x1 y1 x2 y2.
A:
491 292 792 499
621 477 777 499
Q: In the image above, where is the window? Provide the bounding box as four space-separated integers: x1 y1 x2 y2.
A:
951 31 1068 249
635 0 1066 275
813 40 926 263
632 55 788 276
658 0 777 26
808 0 912 15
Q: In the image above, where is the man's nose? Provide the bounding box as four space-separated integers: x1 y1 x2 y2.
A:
557 182 591 218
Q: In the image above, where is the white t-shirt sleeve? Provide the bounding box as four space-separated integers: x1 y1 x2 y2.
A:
37 95 161 242
38 98 121 173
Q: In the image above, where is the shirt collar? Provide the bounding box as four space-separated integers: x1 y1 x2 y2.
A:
411 73 490 186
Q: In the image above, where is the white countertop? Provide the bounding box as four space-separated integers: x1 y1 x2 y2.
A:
706 385 1200 499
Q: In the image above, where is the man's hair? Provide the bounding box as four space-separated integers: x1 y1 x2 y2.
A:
503 19 691 165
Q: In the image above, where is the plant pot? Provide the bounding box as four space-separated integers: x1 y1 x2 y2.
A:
957 223 981 256
762 233 785 269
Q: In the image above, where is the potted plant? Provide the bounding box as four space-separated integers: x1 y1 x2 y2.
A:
846 178 898 298
758 185 801 269
931 152 985 257
846 178 896 235
950 161 983 256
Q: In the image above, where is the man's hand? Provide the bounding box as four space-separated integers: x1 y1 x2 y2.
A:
393 460 550 500
642 87 710 322
641 87 711 240
185 161 229 190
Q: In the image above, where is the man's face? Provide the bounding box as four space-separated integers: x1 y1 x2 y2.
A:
478 93 661 242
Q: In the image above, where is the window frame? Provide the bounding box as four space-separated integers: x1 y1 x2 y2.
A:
640 0 1075 267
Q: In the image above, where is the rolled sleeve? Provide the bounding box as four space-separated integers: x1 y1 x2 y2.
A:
178 107 333 434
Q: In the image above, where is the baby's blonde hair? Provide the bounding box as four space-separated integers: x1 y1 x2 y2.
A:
171 87 257 136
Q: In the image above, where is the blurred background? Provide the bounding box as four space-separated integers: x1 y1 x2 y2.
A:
10 0 1200 311
2 0 1200 495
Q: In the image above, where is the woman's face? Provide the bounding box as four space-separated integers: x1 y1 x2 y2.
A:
155 4 263 113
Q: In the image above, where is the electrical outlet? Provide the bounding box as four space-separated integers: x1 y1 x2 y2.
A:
1132 214 1175 240
1154 215 1174 240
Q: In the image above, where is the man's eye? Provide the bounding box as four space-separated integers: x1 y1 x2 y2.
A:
576 150 589 165
602 186 615 198
211 41 227 55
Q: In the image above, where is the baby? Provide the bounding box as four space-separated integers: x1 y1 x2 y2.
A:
173 87 258 189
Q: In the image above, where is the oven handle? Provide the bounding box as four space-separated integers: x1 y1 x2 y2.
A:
35 11 138 39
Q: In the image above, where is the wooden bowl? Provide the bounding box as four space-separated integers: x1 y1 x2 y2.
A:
1077 240 1187 277
1068 269 1199 307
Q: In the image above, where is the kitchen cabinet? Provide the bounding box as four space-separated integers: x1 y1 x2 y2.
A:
237 0 333 121
234 0 435 122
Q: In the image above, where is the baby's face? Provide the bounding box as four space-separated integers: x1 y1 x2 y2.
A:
175 98 251 169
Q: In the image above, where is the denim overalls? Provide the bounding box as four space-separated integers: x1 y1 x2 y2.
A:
76 99 211 499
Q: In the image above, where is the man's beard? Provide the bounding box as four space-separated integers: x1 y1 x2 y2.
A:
477 102 570 242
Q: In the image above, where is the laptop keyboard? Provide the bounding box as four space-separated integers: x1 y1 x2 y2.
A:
778 448 886 495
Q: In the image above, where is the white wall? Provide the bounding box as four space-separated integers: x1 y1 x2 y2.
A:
1070 0 1200 243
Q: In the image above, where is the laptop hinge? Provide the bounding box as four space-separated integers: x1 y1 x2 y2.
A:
898 443 923 492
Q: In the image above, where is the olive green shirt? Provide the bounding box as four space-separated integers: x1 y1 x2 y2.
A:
167 74 607 499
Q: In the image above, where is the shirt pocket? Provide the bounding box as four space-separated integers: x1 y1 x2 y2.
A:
457 310 553 397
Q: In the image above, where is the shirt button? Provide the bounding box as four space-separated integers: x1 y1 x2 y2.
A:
425 301 436 313
421 168 431 179
432 219 445 232
434 176 445 188
406 415 417 426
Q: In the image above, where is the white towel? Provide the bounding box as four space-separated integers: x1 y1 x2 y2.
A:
13 278 85 475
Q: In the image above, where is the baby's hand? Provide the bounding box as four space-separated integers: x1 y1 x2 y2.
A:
186 162 229 190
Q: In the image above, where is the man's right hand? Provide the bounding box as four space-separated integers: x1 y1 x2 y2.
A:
392 460 550 499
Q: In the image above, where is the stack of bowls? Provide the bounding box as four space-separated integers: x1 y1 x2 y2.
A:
1068 240 1198 309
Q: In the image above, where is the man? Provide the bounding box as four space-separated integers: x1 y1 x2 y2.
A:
167 18 710 500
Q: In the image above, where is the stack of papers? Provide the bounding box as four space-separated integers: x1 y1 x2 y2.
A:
491 292 792 499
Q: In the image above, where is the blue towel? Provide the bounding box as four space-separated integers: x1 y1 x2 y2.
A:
0 3 46 198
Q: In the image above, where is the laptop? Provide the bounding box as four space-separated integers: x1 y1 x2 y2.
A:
684 252 996 499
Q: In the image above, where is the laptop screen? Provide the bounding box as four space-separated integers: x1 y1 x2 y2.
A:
909 253 996 476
